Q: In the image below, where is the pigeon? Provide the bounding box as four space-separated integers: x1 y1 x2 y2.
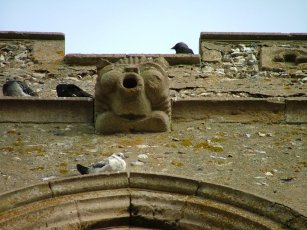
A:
171 42 194 54
56 83 92 97
76 152 127 175
2 80 37 96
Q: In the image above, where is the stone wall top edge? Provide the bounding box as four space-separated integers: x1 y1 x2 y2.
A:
285 97 307 102
0 97 93 102
200 32 307 40
172 97 288 103
65 53 200 65
0 31 65 40
65 53 200 58
0 97 295 103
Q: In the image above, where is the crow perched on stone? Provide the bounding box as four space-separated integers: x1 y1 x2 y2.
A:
2 80 37 96
56 83 92 97
76 152 127 175
171 42 194 54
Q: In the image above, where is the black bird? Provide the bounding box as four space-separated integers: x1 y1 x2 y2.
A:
171 42 194 54
56 84 92 97
2 80 37 96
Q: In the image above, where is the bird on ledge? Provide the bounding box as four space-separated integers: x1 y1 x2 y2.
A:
56 83 92 97
171 42 194 54
2 80 38 96
76 152 127 175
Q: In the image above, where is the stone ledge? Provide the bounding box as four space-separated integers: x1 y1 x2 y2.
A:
0 31 65 40
200 32 307 40
172 98 286 123
65 53 200 66
285 97 307 123
0 97 93 123
1 97 306 123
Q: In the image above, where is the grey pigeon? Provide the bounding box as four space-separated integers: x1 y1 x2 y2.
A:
76 152 127 175
2 80 37 96
56 83 92 97
171 42 194 54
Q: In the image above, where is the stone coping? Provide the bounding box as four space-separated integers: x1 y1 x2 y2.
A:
172 97 306 123
0 172 306 229
172 97 285 117
0 31 65 40
0 97 94 123
65 53 201 66
200 32 307 40
0 97 306 123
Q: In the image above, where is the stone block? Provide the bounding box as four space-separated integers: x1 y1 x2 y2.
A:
32 40 65 64
200 32 307 41
64 54 126 65
0 189 130 230
260 46 307 71
200 42 224 63
50 173 128 196
163 54 200 65
180 196 282 230
0 98 93 123
0 201 80 230
0 31 65 40
130 190 186 229
196 181 305 227
77 190 130 229
285 97 307 123
129 172 199 195
0 183 52 213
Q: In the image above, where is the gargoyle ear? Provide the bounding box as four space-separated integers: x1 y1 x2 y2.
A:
97 58 112 72
155 57 169 70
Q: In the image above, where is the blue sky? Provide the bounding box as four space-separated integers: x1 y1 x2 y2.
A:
1 0 306 54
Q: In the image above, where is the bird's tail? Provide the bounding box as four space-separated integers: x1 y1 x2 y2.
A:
76 164 89 175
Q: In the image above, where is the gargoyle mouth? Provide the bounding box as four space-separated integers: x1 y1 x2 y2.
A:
123 74 138 89
119 114 146 120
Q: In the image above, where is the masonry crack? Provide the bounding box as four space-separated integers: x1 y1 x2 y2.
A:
202 45 223 53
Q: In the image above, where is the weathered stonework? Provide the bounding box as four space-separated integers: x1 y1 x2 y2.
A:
32 40 64 64
95 56 171 134
0 173 306 229
261 46 307 71
200 32 307 79
0 31 306 223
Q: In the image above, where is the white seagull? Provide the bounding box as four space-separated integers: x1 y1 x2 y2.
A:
76 152 127 175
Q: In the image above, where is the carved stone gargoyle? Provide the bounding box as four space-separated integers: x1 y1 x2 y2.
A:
95 56 171 134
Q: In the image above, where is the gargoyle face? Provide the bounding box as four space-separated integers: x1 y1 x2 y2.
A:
94 57 171 134
97 62 168 96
